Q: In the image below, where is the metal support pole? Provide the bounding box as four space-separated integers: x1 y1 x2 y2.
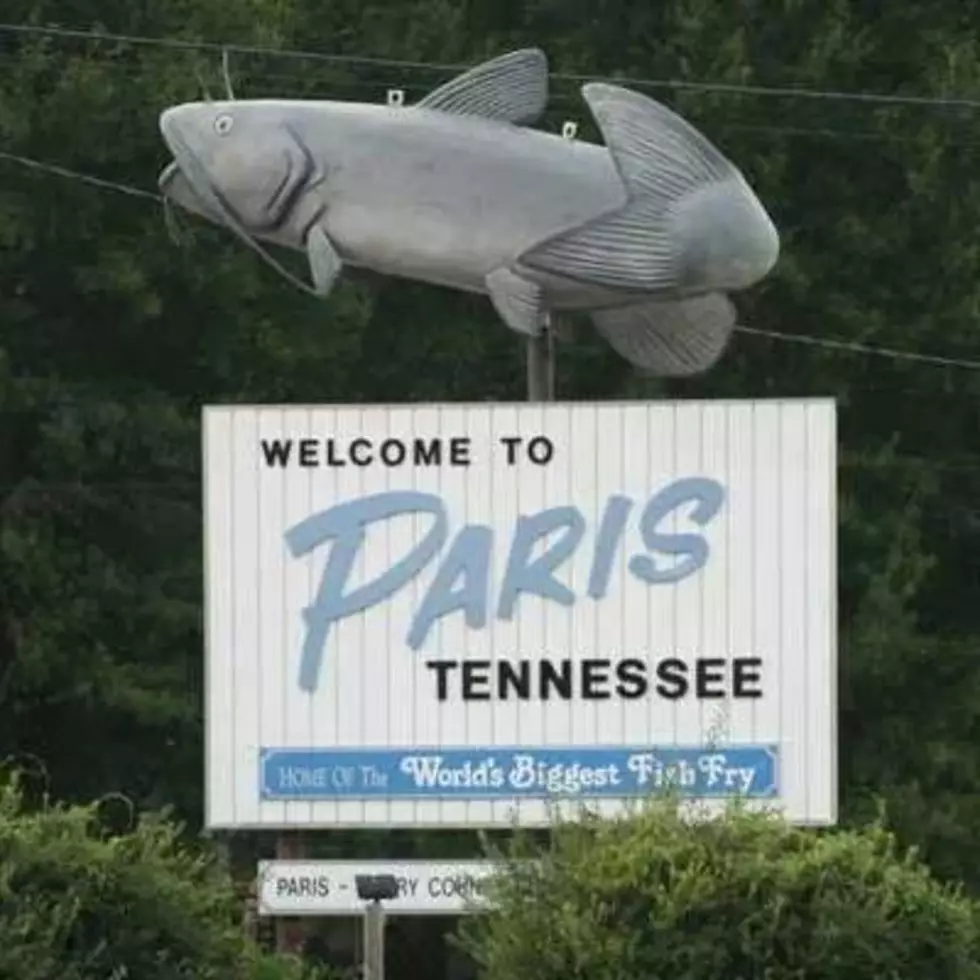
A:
526 322 556 402
243 882 259 943
275 834 307 954
363 900 386 980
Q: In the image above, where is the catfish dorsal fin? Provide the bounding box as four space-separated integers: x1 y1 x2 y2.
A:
581 82 737 201
519 83 749 291
416 48 548 124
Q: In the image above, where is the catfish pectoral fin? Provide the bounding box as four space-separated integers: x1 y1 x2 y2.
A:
306 224 343 298
485 267 544 336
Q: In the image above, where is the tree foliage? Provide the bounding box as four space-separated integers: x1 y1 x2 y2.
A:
462 801 980 980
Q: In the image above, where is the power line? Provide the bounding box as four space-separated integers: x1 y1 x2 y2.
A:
0 150 161 200
735 326 980 370
2 149 980 373
3 21 980 109
2 50 977 153
0 50 967 146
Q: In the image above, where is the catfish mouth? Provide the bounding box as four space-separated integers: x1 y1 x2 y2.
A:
156 112 326 297
158 116 314 234
158 126 242 224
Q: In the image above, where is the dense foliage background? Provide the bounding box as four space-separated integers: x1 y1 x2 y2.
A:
0 0 978 973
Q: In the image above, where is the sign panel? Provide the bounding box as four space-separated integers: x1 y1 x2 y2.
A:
257 860 497 916
204 399 836 829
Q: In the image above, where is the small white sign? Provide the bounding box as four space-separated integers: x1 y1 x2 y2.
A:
257 860 498 916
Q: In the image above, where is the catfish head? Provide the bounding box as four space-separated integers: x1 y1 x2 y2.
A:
158 100 322 233
158 100 327 293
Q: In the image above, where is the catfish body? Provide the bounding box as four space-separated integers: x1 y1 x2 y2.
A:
158 49 779 374
162 99 624 302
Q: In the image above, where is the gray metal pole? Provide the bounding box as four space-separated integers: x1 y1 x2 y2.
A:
274 833 307 954
526 322 556 401
363 900 386 980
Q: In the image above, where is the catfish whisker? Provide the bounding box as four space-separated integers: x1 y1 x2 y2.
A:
193 65 213 102
162 196 187 245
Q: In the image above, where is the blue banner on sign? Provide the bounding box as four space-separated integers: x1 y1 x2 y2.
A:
259 746 778 801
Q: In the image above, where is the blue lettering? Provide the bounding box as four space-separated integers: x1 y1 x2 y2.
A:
497 506 585 620
407 525 493 648
587 495 633 599
628 478 725 584
285 491 447 691
285 481 725 691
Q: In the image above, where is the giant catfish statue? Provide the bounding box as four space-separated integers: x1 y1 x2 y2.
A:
157 48 779 374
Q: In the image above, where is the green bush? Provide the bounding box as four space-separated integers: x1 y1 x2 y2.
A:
460 800 980 980
0 774 325 980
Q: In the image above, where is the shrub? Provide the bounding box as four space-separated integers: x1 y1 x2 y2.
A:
0 773 325 980
460 800 980 980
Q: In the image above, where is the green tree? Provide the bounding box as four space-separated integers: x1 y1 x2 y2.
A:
461 800 980 980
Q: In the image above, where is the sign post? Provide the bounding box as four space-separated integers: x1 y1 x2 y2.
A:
274 834 307 953
364 901 385 980
526 325 556 401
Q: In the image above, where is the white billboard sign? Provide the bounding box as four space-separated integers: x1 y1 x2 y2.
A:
257 860 497 916
204 399 836 829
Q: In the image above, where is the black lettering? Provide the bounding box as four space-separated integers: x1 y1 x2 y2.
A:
299 878 313 897
276 877 289 896
527 436 554 465
498 659 531 699
695 658 726 698
380 438 406 466
415 439 441 466
655 658 688 699
449 438 471 466
317 877 330 897
539 659 573 699
580 659 611 699
499 436 521 463
425 660 458 700
349 438 372 465
615 658 648 698
324 438 345 467
462 660 491 700
258 436 479 468
260 439 292 466
733 657 763 698
299 438 319 466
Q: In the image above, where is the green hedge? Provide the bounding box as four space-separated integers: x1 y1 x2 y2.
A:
461 800 980 980
0 774 325 980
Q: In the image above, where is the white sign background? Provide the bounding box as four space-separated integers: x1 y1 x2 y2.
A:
257 860 497 916
204 399 837 829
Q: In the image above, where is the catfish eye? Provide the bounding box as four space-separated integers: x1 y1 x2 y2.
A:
214 113 234 136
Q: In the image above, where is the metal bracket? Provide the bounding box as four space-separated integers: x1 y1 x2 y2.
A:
386 89 405 107
561 120 578 139
221 47 235 99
